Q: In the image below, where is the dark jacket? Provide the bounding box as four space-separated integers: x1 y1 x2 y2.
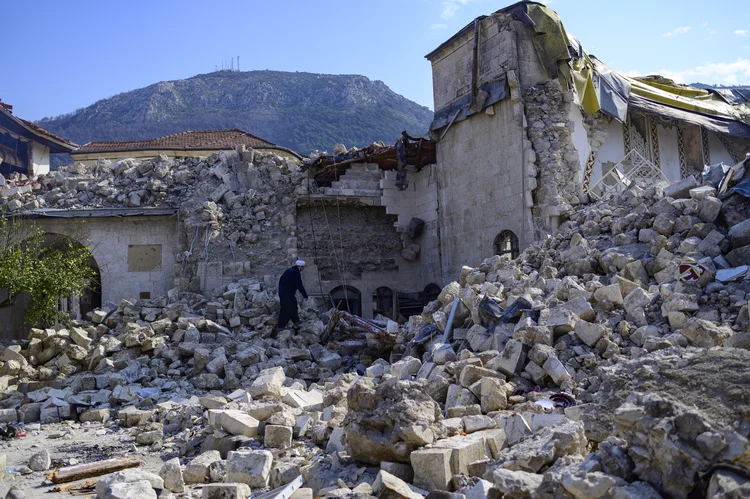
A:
278 266 308 300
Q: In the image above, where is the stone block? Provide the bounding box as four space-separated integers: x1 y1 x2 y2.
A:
391 356 422 380
18 403 42 423
689 185 716 200
593 284 623 305
494 413 532 445
29 449 51 471
558 296 595 321
381 462 414 483
290 488 314 499
486 339 525 376
445 384 478 410
471 428 507 458
265 425 293 449
226 450 273 488
326 427 346 453
70 327 92 348
372 471 421 499
118 406 154 427
282 389 323 410
698 196 722 223
202 483 252 499
100 480 156 499
729 219 750 248
663 176 697 199
458 365 504 388
479 377 507 413
184 450 222 484
160 457 185 493
574 321 605 347
0 408 18 423
431 433 491 475
96 469 163 498
463 415 496 433
248 367 285 398
220 411 260 438
726 245 750 267
411 448 453 491
466 479 494 499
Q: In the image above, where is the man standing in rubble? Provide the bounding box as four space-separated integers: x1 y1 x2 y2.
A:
275 260 309 333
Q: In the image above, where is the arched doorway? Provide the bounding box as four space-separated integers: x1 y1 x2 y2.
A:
423 283 441 305
39 233 101 320
372 287 394 319
494 230 520 260
330 285 362 316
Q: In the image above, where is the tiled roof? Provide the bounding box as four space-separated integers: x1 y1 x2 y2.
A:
19 118 79 148
74 129 278 154
0 99 78 151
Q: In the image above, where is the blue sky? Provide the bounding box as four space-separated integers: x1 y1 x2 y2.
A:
3 0 750 121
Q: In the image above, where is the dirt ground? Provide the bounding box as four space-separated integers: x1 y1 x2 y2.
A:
0 420 166 498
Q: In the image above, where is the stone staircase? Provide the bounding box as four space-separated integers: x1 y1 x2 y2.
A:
323 163 382 197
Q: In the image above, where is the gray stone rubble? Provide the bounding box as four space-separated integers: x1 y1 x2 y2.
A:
1 155 750 497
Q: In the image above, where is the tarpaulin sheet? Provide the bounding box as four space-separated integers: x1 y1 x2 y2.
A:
628 93 750 138
591 57 631 122
429 1 750 137
429 77 508 132
500 2 750 132
627 76 750 127
526 4 571 80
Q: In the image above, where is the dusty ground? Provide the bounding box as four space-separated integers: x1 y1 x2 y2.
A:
0 421 165 498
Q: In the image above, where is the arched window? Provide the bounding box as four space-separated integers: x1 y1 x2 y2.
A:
372 287 394 319
330 285 362 316
494 230 519 260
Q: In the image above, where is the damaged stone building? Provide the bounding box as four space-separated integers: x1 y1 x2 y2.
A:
2 2 750 498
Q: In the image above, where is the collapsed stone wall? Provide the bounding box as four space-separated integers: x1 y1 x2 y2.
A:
522 81 585 238
295 204 401 281
0 148 304 298
175 150 301 294
582 111 613 169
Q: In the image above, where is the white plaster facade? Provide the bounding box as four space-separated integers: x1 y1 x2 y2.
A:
31 215 179 304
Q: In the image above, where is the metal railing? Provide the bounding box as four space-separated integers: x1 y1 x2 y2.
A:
587 149 667 201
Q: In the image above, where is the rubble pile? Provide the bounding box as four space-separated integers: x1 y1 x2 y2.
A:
0 147 305 290
1 164 750 497
339 173 750 497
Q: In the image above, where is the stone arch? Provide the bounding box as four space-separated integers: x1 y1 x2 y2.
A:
494 230 519 260
330 285 362 316
372 286 394 319
38 232 102 319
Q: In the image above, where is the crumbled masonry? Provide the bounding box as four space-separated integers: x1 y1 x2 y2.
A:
2 162 750 497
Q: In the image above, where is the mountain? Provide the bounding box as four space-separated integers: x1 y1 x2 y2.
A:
38 70 434 157
690 83 750 90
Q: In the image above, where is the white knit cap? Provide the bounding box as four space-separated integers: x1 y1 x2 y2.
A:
295 260 306 267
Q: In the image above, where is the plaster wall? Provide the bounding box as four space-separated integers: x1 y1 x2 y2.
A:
31 216 179 304
30 142 50 176
435 97 527 282
381 165 442 287
657 125 681 182
568 104 591 183
708 131 735 166
592 120 625 186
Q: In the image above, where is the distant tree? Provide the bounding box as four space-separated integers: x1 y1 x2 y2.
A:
0 211 97 327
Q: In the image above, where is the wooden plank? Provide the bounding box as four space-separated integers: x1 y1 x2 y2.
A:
46 457 142 484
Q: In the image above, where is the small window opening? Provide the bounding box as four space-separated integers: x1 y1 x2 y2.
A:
494 230 519 260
